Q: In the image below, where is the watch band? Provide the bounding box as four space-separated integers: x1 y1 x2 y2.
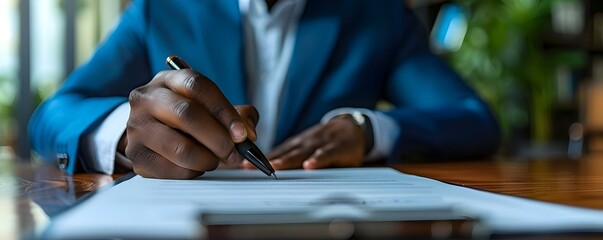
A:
361 113 374 154
348 112 374 154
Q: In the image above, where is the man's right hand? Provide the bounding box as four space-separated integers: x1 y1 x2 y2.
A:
121 69 258 179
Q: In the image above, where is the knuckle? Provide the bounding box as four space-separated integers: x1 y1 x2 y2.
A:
181 72 211 97
125 143 146 163
127 114 153 131
126 122 138 132
174 139 194 165
290 149 305 158
148 70 169 86
128 86 146 104
290 137 303 146
142 156 163 178
124 143 138 161
173 99 193 120
324 145 338 153
280 150 301 164
154 70 171 80
215 137 235 160
209 101 229 119
133 159 160 178
126 145 167 178
182 74 199 93
127 148 161 178
156 70 170 79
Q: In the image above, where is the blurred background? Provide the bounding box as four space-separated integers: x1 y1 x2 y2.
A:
1 0 602 163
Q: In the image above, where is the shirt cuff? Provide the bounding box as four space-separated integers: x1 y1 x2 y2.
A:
81 102 130 174
321 108 400 162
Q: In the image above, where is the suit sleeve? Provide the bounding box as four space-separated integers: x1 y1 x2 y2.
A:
382 6 500 162
28 0 151 174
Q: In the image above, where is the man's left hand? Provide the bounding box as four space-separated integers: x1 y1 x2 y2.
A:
243 115 366 170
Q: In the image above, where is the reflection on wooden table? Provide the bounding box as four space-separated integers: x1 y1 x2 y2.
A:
2 163 120 239
398 155 603 210
4 154 603 239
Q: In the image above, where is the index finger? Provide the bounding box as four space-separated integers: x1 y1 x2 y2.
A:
158 70 248 143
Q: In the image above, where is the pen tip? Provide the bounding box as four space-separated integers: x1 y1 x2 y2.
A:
272 173 278 180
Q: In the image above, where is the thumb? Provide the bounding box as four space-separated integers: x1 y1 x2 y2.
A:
235 105 260 141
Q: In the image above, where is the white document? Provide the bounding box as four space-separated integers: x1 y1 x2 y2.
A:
44 168 603 239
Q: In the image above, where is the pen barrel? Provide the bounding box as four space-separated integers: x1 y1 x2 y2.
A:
166 55 191 70
236 140 273 175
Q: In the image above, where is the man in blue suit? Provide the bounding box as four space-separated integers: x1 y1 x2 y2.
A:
29 0 500 179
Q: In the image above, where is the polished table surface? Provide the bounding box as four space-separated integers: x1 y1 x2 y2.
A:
5 154 603 239
397 155 603 210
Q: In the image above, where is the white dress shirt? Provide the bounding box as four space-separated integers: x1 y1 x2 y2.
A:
81 0 400 174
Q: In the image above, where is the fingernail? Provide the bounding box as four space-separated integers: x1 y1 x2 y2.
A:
271 159 282 169
303 159 316 169
230 121 247 141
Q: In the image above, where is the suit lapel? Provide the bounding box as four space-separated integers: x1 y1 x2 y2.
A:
195 0 247 105
275 3 341 143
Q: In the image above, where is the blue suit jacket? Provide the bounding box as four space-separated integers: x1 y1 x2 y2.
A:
29 0 500 174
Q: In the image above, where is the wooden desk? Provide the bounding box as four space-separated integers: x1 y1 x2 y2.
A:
398 156 603 210
6 155 603 239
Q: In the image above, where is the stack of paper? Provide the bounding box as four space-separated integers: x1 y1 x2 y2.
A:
44 168 603 239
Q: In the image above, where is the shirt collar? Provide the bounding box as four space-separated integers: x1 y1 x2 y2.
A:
239 0 306 18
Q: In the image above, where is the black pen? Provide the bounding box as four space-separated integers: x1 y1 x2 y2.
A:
166 55 277 179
